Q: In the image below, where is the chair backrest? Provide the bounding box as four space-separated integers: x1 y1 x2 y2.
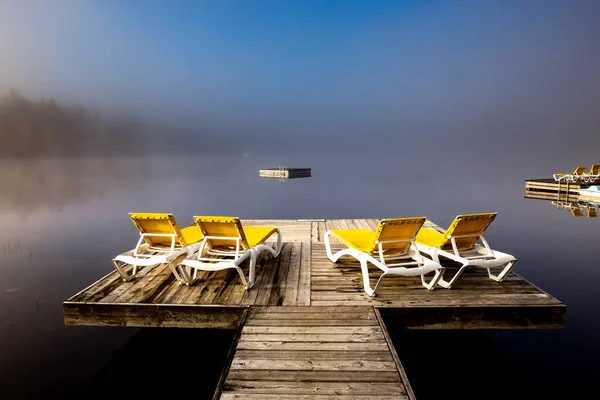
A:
368 217 426 255
588 164 600 176
570 207 584 217
587 207 597 218
194 216 249 251
129 213 188 247
573 166 587 176
439 212 497 251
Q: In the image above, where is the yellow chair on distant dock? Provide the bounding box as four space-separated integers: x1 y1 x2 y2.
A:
178 216 282 290
324 217 444 297
112 213 204 282
582 164 600 183
570 206 584 217
415 212 517 289
553 166 587 183
586 206 597 218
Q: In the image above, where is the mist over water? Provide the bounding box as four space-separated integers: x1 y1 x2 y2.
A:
1 1 600 398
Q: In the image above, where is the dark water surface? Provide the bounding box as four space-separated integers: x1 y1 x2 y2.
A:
1 154 599 399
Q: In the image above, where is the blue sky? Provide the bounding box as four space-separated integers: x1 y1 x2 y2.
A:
1 0 599 151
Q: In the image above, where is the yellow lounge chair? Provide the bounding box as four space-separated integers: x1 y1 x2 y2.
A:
178 216 282 290
570 206 584 217
553 166 587 183
112 213 204 282
587 206 597 218
324 217 444 297
415 212 517 289
582 164 600 183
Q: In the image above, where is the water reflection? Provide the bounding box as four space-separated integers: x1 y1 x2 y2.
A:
0 158 142 216
68 328 235 400
524 191 600 219
552 200 598 218
1 155 600 399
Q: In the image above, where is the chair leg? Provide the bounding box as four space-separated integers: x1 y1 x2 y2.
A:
487 260 518 282
437 264 469 289
112 259 136 282
372 272 388 297
174 263 194 285
420 269 444 290
360 258 375 297
234 266 249 290
247 250 257 290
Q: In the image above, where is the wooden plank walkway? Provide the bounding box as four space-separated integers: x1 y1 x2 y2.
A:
217 306 413 400
63 219 565 330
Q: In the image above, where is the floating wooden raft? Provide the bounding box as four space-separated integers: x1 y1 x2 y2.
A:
64 219 565 330
259 168 311 179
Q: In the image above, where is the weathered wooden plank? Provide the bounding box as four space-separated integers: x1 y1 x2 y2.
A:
296 242 311 306
150 277 187 303
253 243 290 305
99 262 168 303
69 269 124 302
247 312 376 320
241 326 382 334
233 350 393 361
181 270 222 304
282 242 301 306
236 341 389 351
222 381 404 395
266 242 294 306
239 333 384 342
224 370 401 382
355 219 373 230
309 292 557 304
113 264 176 303
330 219 343 230
250 306 375 314
365 219 379 230
210 268 247 305
230 359 397 372
63 302 246 329
338 219 350 230
221 394 407 400
311 222 319 242
317 221 326 242
244 319 379 327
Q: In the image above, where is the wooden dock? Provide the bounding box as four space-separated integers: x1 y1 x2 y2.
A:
218 306 412 399
63 219 566 399
525 178 583 202
259 168 311 179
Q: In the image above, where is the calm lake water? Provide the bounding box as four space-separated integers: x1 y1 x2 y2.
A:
1 153 599 399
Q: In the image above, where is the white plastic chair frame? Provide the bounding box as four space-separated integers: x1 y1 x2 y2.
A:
582 175 600 184
177 229 282 290
554 168 600 184
417 232 517 289
553 173 578 183
112 232 188 283
324 231 444 297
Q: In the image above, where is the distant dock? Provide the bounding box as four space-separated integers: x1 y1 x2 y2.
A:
525 178 583 202
259 167 311 179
